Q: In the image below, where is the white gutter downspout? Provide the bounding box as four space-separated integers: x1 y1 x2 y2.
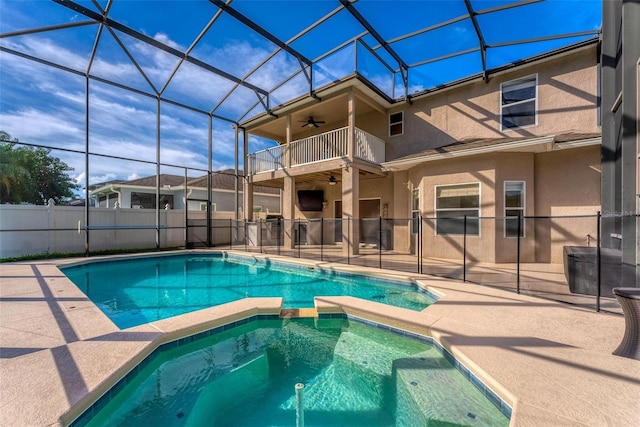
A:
109 185 122 208
184 188 193 210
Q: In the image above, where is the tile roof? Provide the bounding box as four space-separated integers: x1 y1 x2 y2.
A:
109 170 280 195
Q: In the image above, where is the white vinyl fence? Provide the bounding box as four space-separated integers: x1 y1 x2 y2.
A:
0 204 194 258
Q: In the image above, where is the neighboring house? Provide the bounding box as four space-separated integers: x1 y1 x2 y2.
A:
243 41 601 263
90 170 281 216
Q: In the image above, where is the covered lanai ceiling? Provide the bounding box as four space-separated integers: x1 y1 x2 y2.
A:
0 0 602 126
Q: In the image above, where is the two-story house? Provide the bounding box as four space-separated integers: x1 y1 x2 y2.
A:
241 41 601 264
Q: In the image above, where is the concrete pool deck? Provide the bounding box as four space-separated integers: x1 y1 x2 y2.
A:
0 250 638 426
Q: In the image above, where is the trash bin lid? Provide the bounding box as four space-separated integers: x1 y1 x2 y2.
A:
612 288 640 299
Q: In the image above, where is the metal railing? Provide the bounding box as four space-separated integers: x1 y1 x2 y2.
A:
194 214 637 315
3 211 638 314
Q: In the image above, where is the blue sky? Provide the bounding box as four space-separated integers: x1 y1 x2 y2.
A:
0 0 601 193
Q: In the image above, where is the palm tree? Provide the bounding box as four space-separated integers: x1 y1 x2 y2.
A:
1 131 79 204
0 131 31 204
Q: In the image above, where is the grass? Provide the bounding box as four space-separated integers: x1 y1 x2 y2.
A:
0 246 185 263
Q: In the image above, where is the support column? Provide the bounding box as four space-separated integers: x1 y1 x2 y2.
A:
234 126 240 220
619 0 639 273
342 164 359 256
243 183 254 221
283 175 296 249
602 0 640 284
343 87 359 256
243 129 253 221
347 88 355 163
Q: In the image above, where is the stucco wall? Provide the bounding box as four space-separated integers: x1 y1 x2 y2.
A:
405 147 600 264
409 155 497 262
534 145 601 263
392 170 411 252
385 46 599 160
494 153 536 263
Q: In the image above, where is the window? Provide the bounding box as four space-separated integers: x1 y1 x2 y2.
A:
501 75 537 130
131 192 173 210
389 111 403 136
200 202 216 212
504 181 525 237
435 183 480 235
411 188 419 234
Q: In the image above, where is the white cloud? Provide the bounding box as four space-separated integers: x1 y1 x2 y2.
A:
153 32 183 50
0 28 296 186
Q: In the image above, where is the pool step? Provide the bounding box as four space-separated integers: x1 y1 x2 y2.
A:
280 308 318 318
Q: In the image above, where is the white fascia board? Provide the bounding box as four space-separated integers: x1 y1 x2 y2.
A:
382 136 555 171
554 137 601 150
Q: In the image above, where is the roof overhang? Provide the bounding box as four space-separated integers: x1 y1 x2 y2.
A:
382 135 601 172
242 74 394 142
241 40 600 143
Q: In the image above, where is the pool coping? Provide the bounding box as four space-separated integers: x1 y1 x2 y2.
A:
1 249 638 426
68 312 513 426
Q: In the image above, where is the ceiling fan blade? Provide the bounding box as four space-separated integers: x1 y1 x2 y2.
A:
298 117 324 127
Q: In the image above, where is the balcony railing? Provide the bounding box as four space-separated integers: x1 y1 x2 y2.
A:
248 126 385 174
355 128 385 163
248 144 286 174
291 127 348 166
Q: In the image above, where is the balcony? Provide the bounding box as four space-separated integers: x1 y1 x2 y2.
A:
248 126 385 175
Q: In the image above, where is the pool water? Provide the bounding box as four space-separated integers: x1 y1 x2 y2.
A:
62 254 436 329
79 318 510 426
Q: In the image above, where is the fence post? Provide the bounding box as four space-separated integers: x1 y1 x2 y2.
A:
419 216 422 274
277 218 281 256
516 213 521 294
379 216 382 269
347 218 351 265
260 219 263 254
184 168 189 249
320 218 324 262
297 219 301 258
463 215 467 283
596 211 601 312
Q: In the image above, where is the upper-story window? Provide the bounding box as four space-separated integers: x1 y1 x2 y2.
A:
501 75 537 130
389 111 404 136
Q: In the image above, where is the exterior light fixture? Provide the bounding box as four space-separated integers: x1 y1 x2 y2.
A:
328 175 337 185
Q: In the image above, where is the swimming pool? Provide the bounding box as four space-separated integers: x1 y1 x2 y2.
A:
62 253 437 329
72 316 510 426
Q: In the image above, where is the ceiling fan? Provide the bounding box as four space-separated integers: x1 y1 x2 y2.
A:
299 116 326 128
